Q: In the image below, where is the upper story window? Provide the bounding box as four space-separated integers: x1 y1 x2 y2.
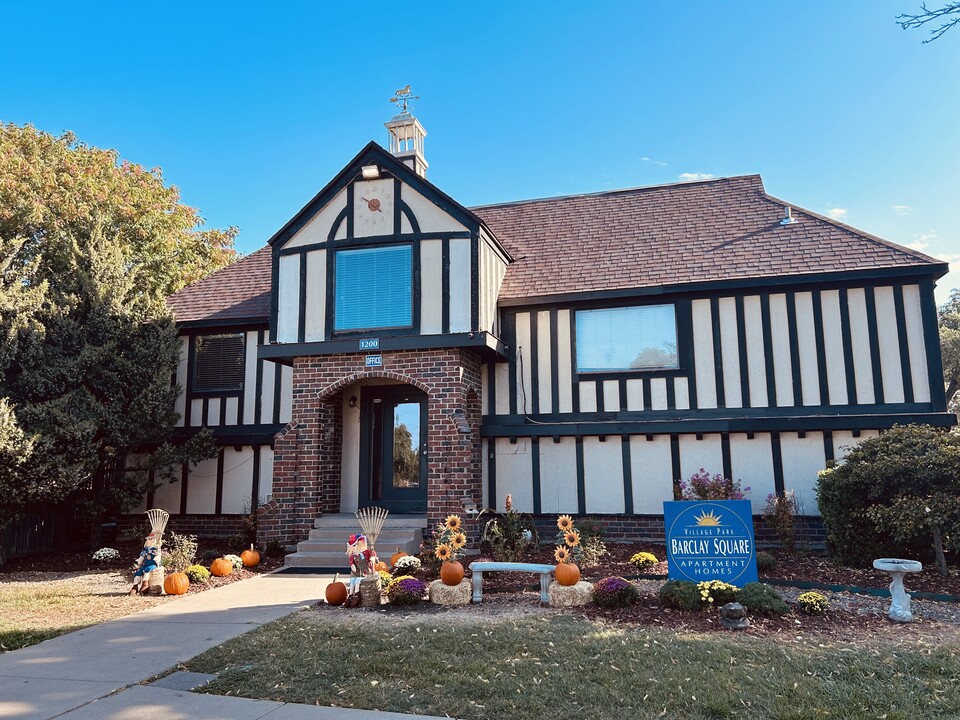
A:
575 304 678 373
193 334 244 392
334 245 412 331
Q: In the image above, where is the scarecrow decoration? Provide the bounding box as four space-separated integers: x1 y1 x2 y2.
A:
129 508 169 596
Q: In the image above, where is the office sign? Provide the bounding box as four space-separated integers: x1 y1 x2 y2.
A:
663 500 758 585
364 354 383 367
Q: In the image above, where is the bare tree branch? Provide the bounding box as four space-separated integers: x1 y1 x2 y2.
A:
897 2 960 42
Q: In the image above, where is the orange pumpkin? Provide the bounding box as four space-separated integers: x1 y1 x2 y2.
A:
390 549 408 568
210 557 233 577
325 573 348 606
374 561 389 572
555 562 580 586
163 572 190 595
440 560 464 586
240 544 260 568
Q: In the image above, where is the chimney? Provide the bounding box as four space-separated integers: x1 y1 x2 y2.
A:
386 85 428 178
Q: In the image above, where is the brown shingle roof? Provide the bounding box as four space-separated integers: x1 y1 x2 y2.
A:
472 175 943 302
166 175 945 323
166 245 271 323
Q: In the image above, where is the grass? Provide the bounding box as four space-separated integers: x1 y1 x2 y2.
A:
185 609 960 719
0 572 169 652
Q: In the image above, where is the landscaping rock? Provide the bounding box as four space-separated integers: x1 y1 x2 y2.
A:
429 579 471 605
719 602 750 630
549 580 593 607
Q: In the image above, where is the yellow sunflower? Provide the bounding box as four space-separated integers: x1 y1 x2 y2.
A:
564 530 581 547
557 515 574 532
435 544 452 561
445 514 462 532
451 532 467 549
554 546 571 563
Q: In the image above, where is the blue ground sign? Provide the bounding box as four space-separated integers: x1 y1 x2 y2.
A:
663 500 758 585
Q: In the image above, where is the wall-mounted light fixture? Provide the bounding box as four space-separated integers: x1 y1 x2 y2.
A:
361 165 380 180
348 396 358 408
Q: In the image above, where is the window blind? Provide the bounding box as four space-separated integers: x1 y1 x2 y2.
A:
576 305 678 372
335 245 412 330
194 334 244 392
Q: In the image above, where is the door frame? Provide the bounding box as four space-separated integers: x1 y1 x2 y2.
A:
357 385 428 513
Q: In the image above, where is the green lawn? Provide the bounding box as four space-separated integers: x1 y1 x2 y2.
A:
185 610 960 719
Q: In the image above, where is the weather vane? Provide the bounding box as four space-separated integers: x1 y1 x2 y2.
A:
389 85 420 114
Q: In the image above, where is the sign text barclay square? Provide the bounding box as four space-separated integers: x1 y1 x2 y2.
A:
663 500 758 585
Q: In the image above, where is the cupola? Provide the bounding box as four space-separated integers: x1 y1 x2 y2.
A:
385 85 428 178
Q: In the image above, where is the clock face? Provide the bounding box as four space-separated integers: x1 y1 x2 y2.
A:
354 179 394 238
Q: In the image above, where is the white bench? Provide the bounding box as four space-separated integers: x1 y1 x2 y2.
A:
468 561 555 604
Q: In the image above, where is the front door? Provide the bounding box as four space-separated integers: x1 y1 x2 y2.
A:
359 386 428 513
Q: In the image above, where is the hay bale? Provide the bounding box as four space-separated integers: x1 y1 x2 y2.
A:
548 580 593 607
428 579 471 605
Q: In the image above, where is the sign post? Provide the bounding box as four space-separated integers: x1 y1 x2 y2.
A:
663 500 758 586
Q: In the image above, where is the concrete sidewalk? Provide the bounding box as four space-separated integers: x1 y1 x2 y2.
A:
0 571 448 719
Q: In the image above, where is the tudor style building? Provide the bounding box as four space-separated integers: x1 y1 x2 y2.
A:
155 107 953 561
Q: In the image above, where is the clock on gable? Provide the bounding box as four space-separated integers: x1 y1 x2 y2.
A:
353 179 394 237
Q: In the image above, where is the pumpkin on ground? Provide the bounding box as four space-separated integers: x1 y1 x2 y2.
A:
440 560 464 586
325 573 348 606
555 562 581 586
374 561 389 573
163 571 190 595
210 557 233 577
240 544 260 568
390 549 408 568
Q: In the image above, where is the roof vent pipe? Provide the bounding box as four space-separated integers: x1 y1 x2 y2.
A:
780 206 799 226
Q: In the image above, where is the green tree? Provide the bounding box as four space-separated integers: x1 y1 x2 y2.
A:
816 424 960 576
0 124 233 556
939 289 960 411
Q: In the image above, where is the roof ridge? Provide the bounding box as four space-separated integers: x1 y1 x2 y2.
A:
469 174 763 211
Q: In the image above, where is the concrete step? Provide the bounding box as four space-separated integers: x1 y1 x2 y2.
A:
286 515 426 569
313 513 428 529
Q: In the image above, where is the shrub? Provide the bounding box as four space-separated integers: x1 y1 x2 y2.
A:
185 564 210 583
816 424 960 572
763 492 798 554
264 539 284 559
675 468 750 501
592 576 639 608
164 532 198 573
756 551 777 574
224 553 244 570
796 591 830 615
480 505 538 562
386 575 426 605
698 580 739 607
629 551 659 570
394 555 421 573
736 582 789 616
659 580 702 611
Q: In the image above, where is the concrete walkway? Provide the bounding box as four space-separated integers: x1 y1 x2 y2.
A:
0 571 445 720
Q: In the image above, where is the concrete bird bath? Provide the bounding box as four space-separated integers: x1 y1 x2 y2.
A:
873 558 922 622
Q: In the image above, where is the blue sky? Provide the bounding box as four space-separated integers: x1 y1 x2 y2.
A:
2 1 958 300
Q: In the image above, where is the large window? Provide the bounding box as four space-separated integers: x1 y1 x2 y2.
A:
193 334 244 392
575 305 678 372
335 245 412 331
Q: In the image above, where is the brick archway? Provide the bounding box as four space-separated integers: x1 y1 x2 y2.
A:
259 349 484 547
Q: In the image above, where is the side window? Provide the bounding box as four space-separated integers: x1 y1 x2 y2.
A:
193 334 244 392
334 245 412 331
575 305 678 372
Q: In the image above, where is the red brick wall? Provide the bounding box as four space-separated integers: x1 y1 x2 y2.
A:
258 348 484 546
119 514 246 539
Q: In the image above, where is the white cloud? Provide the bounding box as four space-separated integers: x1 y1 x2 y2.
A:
934 252 960 264
907 241 929 252
892 204 913 216
641 156 668 167
826 208 848 221
916 231 938 243
678 172 715 181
